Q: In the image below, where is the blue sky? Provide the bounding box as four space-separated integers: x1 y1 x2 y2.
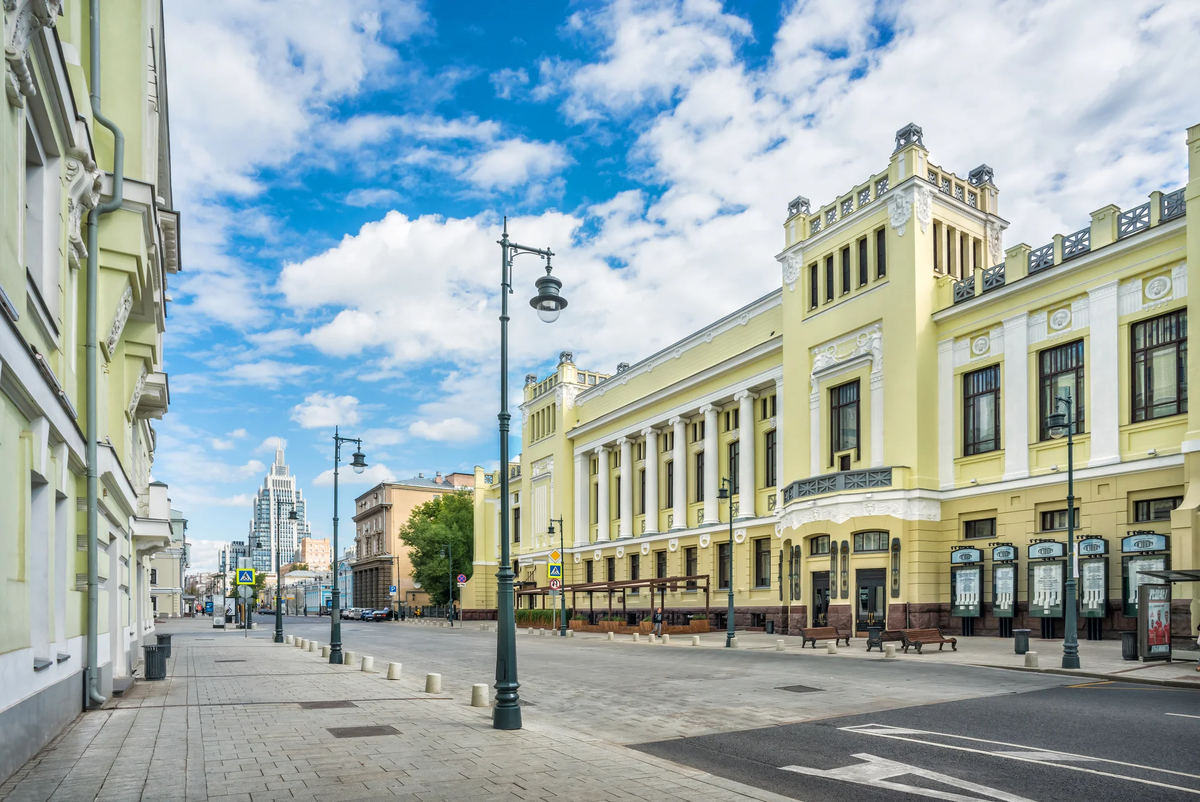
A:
158 0 1200 571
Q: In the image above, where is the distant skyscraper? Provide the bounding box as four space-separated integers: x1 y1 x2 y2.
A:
249 445 312 575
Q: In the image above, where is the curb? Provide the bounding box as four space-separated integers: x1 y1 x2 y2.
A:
977 662 1200 690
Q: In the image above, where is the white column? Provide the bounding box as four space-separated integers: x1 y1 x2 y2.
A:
618 437 633 538
1002 312 1030 481
774 377 785 509
702 404 719 524
595 447 610 542
735 390 756 519
671 416 687 530
642 427 659 534
870 369 884 468
573 451 588 546
809 380 821 477
938 338 955 490
1088 281 1120 466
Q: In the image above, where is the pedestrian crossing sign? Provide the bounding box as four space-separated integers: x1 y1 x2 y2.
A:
548 564 562 578
236 568 255 585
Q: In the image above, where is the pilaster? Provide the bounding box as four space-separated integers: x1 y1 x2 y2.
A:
1087 281 1120 466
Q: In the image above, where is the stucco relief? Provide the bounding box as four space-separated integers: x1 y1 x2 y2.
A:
556 383 579 412
65 148 102 269
531 455 553 477
615 546 624 558
733 529 746 544
593 549 602 561
887 189 912 236
779 498 941 530
668 538 678 552
5 0 61 106
640 542 649 555
913 183 932 234
986 220 1003 266
810 322 883 393
699 534 710 548
782 254 801 292
127 364 148 419
104 286 134 357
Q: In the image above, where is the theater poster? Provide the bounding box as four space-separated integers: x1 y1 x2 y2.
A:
1138 584 1171 661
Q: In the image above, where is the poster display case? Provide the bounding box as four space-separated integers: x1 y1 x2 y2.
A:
1027 540 1065 619
1077 537 1108 619
1122 532 1170 618
991 544 1017 620
950 547 983 618
1138 583 1171 661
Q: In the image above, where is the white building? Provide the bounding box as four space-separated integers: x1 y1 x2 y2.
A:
249 446 312 576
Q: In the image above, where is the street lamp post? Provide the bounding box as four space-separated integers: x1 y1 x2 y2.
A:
330 425 367 664
273 499 298 643
717 478 735 647
441 544 454 627
548 517 567 637
1047 390 1081 669
494 217 569 731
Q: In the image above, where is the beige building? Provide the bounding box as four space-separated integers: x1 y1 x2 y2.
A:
297 537 331 571
353 473 474 610
149 508 188 618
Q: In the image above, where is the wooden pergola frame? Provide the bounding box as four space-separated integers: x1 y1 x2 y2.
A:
515 574 711 623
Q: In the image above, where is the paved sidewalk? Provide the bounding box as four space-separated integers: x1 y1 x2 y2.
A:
0 623 796 802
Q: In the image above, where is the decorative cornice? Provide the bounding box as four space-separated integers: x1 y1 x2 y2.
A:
779 496 941 529
5 0 61 107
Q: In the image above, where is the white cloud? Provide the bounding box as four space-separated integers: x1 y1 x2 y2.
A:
228 428 248 439
361 427 407 446
464 139 571 190
211 438 235 451
257 436 288 454
290 392 363 428
489 67 529 99
345 187 403 207
223 360 313 389
185 538 236 572
313 462 396 487
408 417 481 442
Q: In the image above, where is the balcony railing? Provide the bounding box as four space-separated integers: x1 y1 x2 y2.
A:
1161 188 1185 222
782 467 893 503
1117 202 1150 238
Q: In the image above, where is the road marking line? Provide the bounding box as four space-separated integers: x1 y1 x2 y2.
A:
781 753 1035 802
1166 712 1200 720
842 724 1200 794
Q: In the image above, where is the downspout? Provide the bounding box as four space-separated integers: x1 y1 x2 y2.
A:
85 0 125 708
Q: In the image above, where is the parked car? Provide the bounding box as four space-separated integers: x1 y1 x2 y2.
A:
346 608 362 620
371 609 393 621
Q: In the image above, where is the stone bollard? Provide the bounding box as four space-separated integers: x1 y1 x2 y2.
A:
307 641 316 653
826 643 837 655
320 646 330 658
662 634 670 645
1024 651 1039 668
298 639 306 649
632 633 640 642
343 650 357 667
539 628 545 636
648 634 657 644
606 632 614 641
250 623 257 630
360 656 374 673
691 635 700 646
425 673 442 693
730 637 739 649
285 635 294 645
386 662 402 680
471 684 489 708
776 640 785 652
884 643 896 659
527 628 534 636
567 630 575 638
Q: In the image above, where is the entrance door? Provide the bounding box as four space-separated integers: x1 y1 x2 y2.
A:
811 571 830 626
856 568 886 633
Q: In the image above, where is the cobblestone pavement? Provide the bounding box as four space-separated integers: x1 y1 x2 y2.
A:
0 618 1080 801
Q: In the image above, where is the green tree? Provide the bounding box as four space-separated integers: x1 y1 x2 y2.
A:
397 490 474 605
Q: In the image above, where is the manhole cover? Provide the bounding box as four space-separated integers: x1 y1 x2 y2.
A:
776 685 822 694
214 659 245 663
300 701 358 709
327 725 398 739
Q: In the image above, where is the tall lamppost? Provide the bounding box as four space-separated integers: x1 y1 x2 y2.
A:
329 425 367 664
441 543 454 627
1047 389 1081 669
717 477 735 647
494 218 569 731
273 499 298 642
547 517 567 637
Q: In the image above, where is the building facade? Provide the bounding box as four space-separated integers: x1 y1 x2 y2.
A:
352 473 474 610
0 0 179 783
149 505 187 617
297 536 331 571
248 445 312 576
466 122 1199 642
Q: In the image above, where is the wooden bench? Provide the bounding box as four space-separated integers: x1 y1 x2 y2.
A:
900 628 958 654
798 626 850 649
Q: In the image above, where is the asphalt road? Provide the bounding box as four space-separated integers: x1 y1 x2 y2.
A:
633 681 1200 802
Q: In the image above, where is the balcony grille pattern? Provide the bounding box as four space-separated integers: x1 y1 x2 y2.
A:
1028 243 1055 274
953 276 975 304
1161 188 1186 222
782 468 893 503
1117 202 1150 238
1062 227 1090 260
982 263 1005 292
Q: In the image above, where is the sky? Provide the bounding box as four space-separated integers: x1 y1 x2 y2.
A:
158 0 1200 573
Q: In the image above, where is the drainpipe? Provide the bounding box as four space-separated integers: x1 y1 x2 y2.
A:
85 0 125 708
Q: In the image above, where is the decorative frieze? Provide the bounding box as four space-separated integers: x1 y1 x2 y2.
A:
779 497 941 529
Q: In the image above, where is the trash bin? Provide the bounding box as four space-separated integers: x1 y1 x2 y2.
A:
143 645 167 681
156 634 172 659
1013 629 1031 655
765 620 775 635
1120 631 1138 661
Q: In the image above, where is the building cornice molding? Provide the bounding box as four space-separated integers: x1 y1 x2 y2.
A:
4 0 60 106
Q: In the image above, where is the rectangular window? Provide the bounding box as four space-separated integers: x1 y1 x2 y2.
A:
591 484 598 524
825 255 834 302
764 430 777 488
771 394 777 417
853 531 888 552
629 554 640 582
150 568 158 585
1040 508 1080 531
512 507 521 544
614 476 621 518
810 535 830 555
1135 497 1181 522
963 365 1001 455
694 451 705 502
964 518 996 540
1132 310 1187 422
809 264 818 309
830 380 860 463
656 550 667 579
876 228 887 278
754 539 771 587
606 557 616 582
586 560 594 583
841 245 851 294
718 542 731 590
639 469 646 515
665 461 674 507
728 440 740 495
858 237 868 286
1039 340 1085 440
685 547 698 589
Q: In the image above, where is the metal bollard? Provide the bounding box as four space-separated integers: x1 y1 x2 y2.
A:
884 643 896 659
360 656 374 672
1024 651 1039 668
471 684 489 707
425 673 441 693
691 635 700 646
386 662 402 680
776 640 785 652
826 643 837 655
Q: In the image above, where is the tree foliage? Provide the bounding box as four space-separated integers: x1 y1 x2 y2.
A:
397 490 474 605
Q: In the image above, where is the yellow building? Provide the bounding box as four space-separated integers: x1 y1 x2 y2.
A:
465 122 1199 641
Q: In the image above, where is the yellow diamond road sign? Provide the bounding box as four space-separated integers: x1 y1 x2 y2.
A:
549 549 562 564
236 568 255 585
